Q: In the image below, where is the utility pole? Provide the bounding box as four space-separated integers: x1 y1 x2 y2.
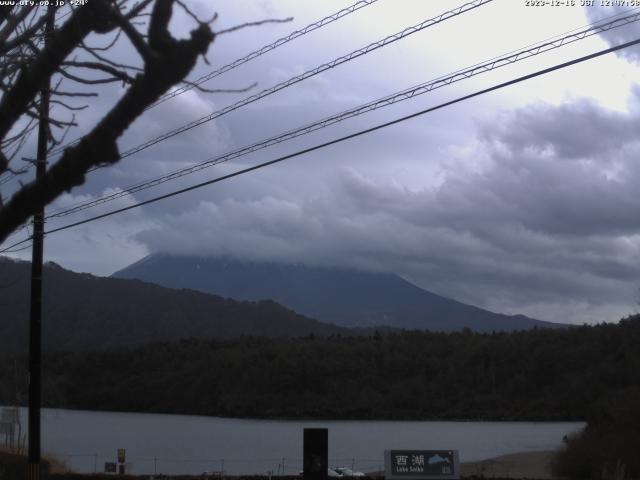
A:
28 7 54 480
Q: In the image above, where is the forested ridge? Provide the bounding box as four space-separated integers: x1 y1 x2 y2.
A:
0 258 348 354
2 316 639 421
113 254 561 332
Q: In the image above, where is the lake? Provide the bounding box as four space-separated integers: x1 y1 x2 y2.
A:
13 408 583 475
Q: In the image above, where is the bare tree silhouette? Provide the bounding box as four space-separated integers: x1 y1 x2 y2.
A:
0 0 221 243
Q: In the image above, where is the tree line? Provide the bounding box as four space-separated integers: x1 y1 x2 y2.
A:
2 316 640 421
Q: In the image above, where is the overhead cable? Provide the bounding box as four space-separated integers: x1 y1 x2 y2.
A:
97 0 494 162
38 37 640 238
150 0 381 109
43 0 382 160
11 0 490 194
46 8 640 220
0 234 33 254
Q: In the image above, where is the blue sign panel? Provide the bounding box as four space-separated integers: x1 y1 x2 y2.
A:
385 450 459 480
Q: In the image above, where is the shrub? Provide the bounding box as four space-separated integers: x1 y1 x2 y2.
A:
0 450 50 480
552 387 640 479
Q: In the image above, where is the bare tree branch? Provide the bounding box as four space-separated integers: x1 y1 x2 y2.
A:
216 17 293 36
0 0 215 242
62 60 135 81
58 66 134 85
0 11 47 55
78 39 143 72
107 3 156 62
0 1 117 143
0 6 14 26
48 101 89 113
82 28 122 52
50 89 98 97
0 6 34 46
125 0 155 20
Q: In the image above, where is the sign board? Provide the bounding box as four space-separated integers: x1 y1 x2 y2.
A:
104 462 117 473
385 450 459 480
117 448 126 463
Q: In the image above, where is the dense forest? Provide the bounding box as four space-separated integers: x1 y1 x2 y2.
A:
2 316 640 421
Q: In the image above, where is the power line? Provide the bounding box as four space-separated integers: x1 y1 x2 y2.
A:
0 236 33 253
0 227 33 253
150 0 380 109
43 0 381 160
92 0 494 164
4 0 487 189
13 0 491 197
46 8 640 220
4 242 34 253
40 37 640 238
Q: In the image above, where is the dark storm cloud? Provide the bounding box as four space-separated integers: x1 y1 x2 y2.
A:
479 99 638 160
133 91 640 324
8 0 640 326
473 100 640 237
584 4 640 63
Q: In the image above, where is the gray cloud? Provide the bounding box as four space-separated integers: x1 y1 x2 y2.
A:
7 1 640 327
585 4 640 63
126 87 640 325
479 98 638 160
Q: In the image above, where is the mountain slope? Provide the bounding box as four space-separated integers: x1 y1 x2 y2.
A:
113 254 563 332
0 257 346 354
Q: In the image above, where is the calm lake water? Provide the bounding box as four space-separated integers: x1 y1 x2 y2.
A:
14 408 583 475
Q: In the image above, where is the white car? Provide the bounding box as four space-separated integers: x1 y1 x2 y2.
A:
333 467 365 477
300 468 344 477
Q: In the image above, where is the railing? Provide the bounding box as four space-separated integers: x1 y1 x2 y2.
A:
46 452 386 477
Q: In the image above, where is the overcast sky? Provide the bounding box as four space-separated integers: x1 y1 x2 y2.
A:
3 0 640 325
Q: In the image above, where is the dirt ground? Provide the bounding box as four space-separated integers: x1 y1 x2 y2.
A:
0 445 71 474
461 451 554 479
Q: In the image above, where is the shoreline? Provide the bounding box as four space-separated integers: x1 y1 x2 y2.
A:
5 404 585 423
